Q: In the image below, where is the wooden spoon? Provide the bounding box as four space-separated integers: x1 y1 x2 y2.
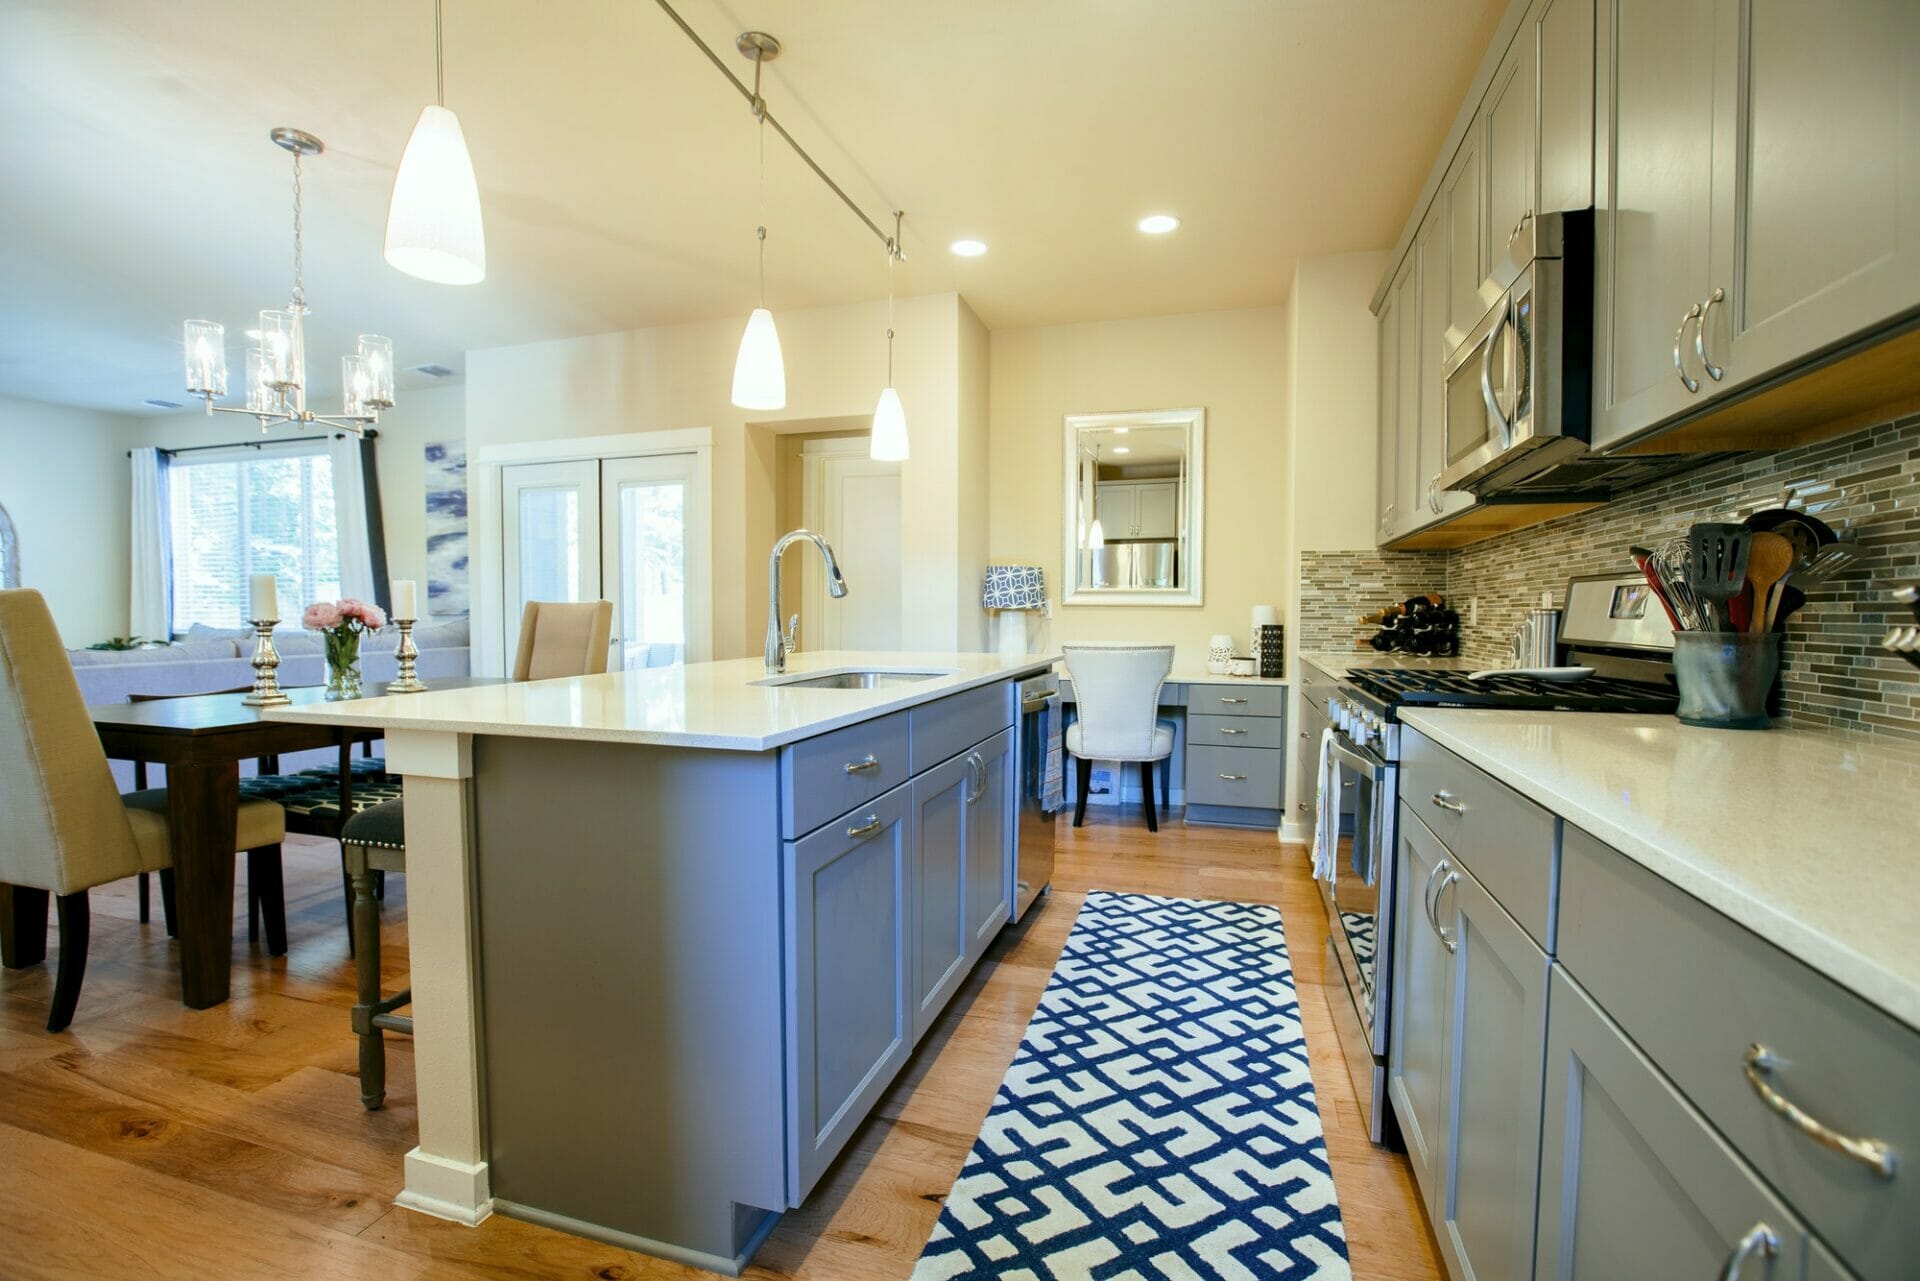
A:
1746 530 1795 634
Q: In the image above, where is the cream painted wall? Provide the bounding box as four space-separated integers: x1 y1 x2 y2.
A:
987 306 1291 666
465 293 982 660
0 395 142 645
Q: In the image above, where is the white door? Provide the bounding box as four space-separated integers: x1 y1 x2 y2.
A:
803 443 901 651
601 453 711 669
501 460 600 664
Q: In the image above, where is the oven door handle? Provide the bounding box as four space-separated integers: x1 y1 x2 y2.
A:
1327 736 1387 783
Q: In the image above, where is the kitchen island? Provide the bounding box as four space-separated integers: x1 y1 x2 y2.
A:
270 650 1057 1274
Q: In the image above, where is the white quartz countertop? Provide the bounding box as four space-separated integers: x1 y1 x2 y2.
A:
1400 709 1920 1031
1299 650 1479 681
265 651 1058 752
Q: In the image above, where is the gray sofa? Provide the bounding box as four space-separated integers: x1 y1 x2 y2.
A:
72 619 471 789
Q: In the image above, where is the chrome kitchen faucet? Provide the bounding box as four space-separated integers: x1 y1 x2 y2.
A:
765 529 848 673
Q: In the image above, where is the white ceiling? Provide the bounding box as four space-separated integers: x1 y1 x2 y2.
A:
0 0 1502 414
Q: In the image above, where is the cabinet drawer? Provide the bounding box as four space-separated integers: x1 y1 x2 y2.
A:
1298 663 1338 718
1558 825 1920 1281
910 682 1012 773
780 710 912 839
1192 683 1287 718
1188 712 1284 751
1400 727 1557 948
1185 745 1282 808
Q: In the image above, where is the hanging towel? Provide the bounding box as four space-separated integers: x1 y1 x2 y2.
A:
1310 727 1339 887
1041 699 1066 814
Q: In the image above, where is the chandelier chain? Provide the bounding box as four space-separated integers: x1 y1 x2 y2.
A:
290 148 305 308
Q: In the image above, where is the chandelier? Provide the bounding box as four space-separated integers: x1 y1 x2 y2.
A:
182 127 394 436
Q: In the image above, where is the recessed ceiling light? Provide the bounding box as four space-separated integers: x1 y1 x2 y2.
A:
1112 446 1131 455
949 239 988 258
1111 427 1129 435
1137 214 1181 235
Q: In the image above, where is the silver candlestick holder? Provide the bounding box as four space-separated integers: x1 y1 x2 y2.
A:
242 619 291 706
386 618 428 694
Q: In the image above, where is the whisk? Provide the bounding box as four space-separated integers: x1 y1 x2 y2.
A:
1651 537 1711 631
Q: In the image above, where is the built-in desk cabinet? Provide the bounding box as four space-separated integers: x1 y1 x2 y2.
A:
1184 683 1286 828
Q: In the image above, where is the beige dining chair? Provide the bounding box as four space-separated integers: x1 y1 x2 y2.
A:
0 589 287 1031
1062 643 1176 832
341 597 615 1108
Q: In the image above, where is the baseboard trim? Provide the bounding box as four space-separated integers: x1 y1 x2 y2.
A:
1278 818 1311 844
492 1198 781 1277
398 1147 492 1226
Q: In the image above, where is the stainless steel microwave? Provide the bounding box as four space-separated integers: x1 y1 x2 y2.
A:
1438 210 1594 495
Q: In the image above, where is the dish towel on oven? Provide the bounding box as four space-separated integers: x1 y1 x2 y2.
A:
1311 727 1338 886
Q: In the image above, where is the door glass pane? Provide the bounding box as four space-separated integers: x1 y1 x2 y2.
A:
518 487 581 608
616 481 686 669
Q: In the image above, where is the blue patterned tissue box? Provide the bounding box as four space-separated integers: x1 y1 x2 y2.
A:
983 565 1046 610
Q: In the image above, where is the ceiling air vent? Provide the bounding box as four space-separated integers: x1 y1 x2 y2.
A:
142 398 183 410
412 363 457 379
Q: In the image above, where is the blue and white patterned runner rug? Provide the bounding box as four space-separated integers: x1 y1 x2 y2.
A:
913 890 1351 1279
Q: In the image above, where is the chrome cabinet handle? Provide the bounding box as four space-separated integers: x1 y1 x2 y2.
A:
1219 727 1248 736
1433 870 1460 953
1506 208 1533 247
846 814 882 839
1674 303 1703 393
966 752 985 804
1422 858 1450 940
844 755 880 774
1218 773 1247 781
1430 789 1466 814
1718 1222 1778 1281
1219 697 1249 705
1697 287 1726 381
1426 477 1440 514
1742 1044 1898 1177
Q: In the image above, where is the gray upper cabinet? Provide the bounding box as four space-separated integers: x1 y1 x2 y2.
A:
964 729 1014 958
911 751 972 1042
1394 251 1425 531
1712 0 1920 394
1591 0 1725 452
1377 268 1403 544
1536 0 1595 216
1481 23 1539 300
783 782 912 1202
1433 855 1551 1281
1389 804 1454 1217
1417 209 1476 528
1536 968 1816 1281
1443 137 1487 356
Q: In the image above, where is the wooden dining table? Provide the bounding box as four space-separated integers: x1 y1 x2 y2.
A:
90 678 496 1009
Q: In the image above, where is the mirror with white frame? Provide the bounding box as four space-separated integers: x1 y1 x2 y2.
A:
1061 408 1204 606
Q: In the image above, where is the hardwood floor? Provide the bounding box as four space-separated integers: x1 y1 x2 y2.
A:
0 810 1441 1280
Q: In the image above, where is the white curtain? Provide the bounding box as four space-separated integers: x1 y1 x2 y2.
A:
128 446 171 640
329 434 378 605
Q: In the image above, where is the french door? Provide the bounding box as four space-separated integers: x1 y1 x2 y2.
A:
500 453 709 672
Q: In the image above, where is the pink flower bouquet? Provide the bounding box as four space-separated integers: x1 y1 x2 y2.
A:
305 598 386 699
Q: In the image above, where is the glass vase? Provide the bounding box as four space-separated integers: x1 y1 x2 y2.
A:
324 628 364 701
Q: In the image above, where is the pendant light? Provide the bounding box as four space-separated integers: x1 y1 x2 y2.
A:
870 212 909 461
386 0 487 285
1087 442 1105 548
732 44 786 411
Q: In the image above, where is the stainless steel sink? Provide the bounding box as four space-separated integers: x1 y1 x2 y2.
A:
755 669 949 690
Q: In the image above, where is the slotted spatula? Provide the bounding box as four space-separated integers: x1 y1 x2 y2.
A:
1688 523 1751 632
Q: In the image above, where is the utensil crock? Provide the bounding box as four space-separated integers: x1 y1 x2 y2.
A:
1672 632 1780 730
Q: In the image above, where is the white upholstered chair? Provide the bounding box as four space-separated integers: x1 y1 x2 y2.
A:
0 589 285 1031
1062 643 1176 831
342 598 615 1108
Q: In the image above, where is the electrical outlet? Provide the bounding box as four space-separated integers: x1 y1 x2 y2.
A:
1470 597 1480 627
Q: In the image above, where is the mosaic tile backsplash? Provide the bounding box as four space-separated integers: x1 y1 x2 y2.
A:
1302 413 1920 742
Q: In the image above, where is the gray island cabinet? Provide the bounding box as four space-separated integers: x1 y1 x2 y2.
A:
265 652 1050 1276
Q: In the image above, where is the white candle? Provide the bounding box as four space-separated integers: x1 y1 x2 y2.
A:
249 573 279 622
1251 604 1278 627
391 579 418 622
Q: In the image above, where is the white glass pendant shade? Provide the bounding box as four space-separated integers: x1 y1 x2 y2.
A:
731 307 786 410
385 104 486 285
258 309 300 390
870 386 909 461
244 347 275 414
183 319 227 397
356 334 395 408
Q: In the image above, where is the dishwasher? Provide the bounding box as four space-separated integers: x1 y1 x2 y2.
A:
1013 670 1060 921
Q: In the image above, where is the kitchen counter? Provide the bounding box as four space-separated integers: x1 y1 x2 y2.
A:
265 650 1056 750
1299 650 1479 681
1400 709 1920 1032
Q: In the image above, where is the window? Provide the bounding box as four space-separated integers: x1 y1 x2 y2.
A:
168 445 340 630
0 502 16 589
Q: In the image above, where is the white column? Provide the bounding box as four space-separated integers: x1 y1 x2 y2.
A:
387 728 492 1225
